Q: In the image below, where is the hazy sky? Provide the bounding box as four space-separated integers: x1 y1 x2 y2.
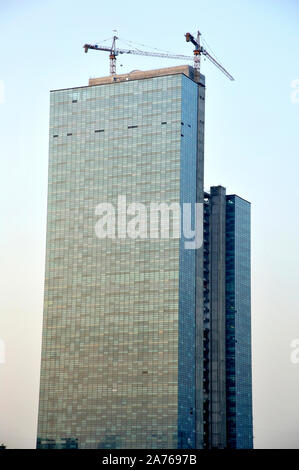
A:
0 0 298 449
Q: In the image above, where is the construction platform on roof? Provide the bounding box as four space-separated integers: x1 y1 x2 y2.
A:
88 65 203 86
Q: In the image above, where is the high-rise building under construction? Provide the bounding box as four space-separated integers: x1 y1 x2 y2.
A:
37 65 252 449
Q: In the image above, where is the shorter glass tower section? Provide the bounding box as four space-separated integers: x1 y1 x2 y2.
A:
226 195 253 449
202 187 253 449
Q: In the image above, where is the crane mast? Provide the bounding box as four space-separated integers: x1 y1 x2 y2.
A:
109 35 117 75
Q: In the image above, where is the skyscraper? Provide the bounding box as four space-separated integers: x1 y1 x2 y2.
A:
203 186 253 449
37 65 206 449
37 65 253 450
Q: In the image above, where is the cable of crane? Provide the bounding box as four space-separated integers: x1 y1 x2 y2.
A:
201 37 231 74
201 37 222 65
119 37 173 55
92 36 114 45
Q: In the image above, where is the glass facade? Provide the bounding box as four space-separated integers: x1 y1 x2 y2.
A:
226 195 253 449
202 188 253 449
178 77 199 448
37 69 205 449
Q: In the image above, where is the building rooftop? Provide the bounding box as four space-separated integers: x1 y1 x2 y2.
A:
51 65 205 92
88 64 204 86
204 186 251 204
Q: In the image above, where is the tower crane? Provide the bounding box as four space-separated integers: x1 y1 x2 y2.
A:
185 31 234 81
83 32 234 81
84 35 193 76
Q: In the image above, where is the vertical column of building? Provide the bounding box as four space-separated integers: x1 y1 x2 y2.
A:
195 73 205 449
209 186 227 448
178 72 205 449
202 193 211 448
225 196 236 447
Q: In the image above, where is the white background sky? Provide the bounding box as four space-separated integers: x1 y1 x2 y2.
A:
0 0 298 448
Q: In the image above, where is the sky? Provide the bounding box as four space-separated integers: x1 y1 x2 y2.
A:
0 0 298 449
